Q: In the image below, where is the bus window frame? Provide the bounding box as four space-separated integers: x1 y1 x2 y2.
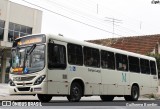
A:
83 46 100 68
140 58 150 75
67 43 83 66
115 53 128 71
48 42 67 70
101 50 115 70
150 60 157 75
128 56 140 73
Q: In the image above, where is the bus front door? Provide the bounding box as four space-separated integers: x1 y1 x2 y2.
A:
47 41 69 95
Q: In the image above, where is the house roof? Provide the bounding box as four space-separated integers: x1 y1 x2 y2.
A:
87 34 160 55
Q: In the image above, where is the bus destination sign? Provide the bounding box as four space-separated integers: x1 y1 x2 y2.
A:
13 35 45 47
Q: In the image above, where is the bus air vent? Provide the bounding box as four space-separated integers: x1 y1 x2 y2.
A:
17 87 30 91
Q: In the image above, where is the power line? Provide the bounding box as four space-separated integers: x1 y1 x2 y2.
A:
79 0 143 30
42 0 115 29
43 0 116 31
21 0 124 37
44 0 144 36
105 17 122 37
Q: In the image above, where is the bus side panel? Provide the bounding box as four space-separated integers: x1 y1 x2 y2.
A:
68 66 102 95
151 74 159 93
130 73 152 95
140 74 152 95
101 69 130 95
102 69 118 95
47 69 69 95
130 73 141 95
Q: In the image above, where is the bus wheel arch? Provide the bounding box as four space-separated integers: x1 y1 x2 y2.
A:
37 94 52 102
100 95 114 101
124 83 140 101
67 79 84 102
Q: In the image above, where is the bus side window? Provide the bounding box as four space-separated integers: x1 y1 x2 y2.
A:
129 56 140 73
150 61 157 75
101 50 115 70
67 43 83 66
83 47 100 68
48 43 66 69
116 53 128 71
140 59 150 74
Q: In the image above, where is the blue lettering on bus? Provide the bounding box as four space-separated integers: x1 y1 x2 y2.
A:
122 73 126 82
69 66 76 72
73 66 76 71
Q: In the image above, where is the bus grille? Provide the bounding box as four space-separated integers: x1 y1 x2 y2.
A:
17 83 32 86
13 76 36 81
17 87 30 91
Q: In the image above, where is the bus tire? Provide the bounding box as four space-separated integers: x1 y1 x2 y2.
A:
100 95 114 101
37 94 52 102
124 85 139 101
67 82 82 102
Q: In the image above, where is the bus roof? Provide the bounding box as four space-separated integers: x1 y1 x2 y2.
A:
17 33 156 61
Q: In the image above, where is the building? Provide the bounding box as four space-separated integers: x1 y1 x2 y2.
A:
88 34 160 55
0 0 42 83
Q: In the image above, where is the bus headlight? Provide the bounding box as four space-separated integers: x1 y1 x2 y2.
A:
9 79 15 86
34 75 46 85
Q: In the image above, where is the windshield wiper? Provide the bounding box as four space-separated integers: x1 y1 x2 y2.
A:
27 44 36 55
23 44 37 73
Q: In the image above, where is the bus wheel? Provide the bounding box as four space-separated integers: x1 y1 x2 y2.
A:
37 94 52 102
67 82 82 102
124 85 139 101
100 95 114 101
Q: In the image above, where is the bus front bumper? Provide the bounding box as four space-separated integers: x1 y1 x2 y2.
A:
9 82 47 95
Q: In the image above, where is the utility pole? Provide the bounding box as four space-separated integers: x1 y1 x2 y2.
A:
97 3 98 14
105 17 122 37
140 21 142 30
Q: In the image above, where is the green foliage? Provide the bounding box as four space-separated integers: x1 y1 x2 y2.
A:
147 53 160 79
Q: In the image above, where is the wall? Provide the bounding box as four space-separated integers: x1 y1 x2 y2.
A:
9 2 42 30
0 0 42 83
0 0 8 21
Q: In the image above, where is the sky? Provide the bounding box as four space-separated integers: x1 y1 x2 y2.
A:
10 0 160 41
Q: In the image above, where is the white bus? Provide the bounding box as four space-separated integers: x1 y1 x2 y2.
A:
9 34 159 102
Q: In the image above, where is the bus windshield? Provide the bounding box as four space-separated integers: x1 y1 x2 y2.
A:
11 44 45 74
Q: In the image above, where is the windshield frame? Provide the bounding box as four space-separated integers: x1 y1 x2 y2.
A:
10 44 46 75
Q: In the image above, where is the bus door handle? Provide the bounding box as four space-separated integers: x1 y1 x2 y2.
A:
86 82 89 84
48 80 53 82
